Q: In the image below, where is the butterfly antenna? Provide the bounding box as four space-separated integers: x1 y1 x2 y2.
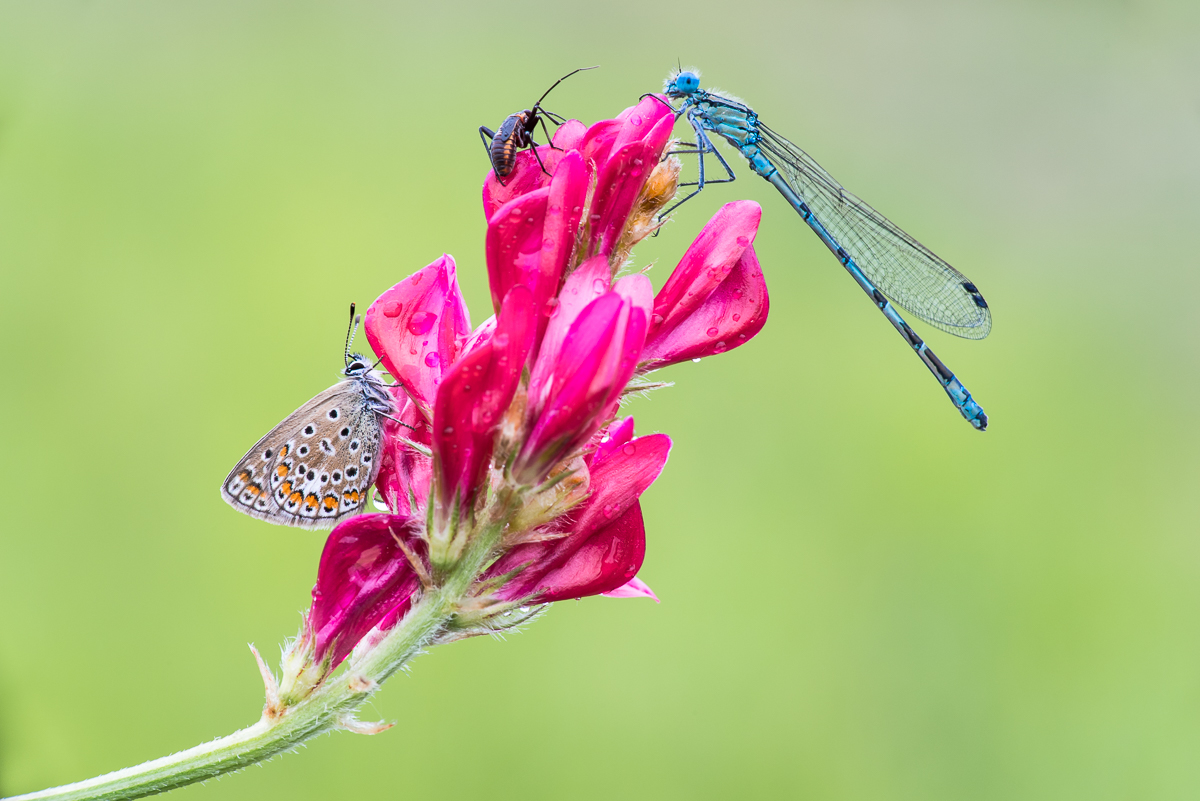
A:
533 65 598 110
344 302 359 365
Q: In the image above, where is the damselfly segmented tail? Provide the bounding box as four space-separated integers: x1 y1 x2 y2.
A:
659 69 992 431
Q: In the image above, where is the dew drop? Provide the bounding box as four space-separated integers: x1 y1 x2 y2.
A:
651 313 664 325
732 313 741 322
714 341 727 352
573 205 582 214
424 352 441 368
622 442 636 456
493 332 510 348
692 358 702 363
409 347 418 355
601 503 618 518
630 114 643 126
442 426 455 435
383 301 403 318
544 298 560 317
706 327 719 337
543 237 556 250
733 290 743 299
592 278 608 294
408 311 437 335
736 235 750 246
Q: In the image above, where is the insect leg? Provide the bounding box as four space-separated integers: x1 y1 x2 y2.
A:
538 115 562 152
527 138 554 177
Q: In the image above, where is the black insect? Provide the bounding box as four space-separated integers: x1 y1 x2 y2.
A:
479 66 597 185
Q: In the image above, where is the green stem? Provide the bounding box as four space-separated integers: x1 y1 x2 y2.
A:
4 530 502 801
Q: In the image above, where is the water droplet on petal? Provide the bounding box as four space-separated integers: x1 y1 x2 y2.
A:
424 352 441 368
544 298 560 317
408 311 437 335
383 301 403 318
622 442 636 456
493 332 510 348
630 114 643 126
732 313 741 322
714 341 727 352
651 313 664 325
442 426 454 435
592 278 607 294
602 503 618 518
692 358 702 363
736 235 750 246
543 237 556 250
706 327 719 337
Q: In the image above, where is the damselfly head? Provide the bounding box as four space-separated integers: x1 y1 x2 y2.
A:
665 69 701 98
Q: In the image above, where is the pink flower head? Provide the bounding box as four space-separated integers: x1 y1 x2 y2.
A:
282 94 773 681
642 201 770 367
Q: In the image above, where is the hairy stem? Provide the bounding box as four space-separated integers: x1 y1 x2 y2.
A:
4 518 508 801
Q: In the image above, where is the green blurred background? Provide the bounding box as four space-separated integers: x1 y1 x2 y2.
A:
2 1 1198 798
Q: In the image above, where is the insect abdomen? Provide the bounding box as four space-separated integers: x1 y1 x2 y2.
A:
490 115 524 177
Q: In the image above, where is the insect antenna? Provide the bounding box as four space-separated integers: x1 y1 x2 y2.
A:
532 65 598 111
343 302 361 366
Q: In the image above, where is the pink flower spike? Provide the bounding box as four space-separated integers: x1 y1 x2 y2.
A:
309 514 425 669
431 285 535 512
364 255 472 421
648 201 762 342
602 576 659 602
486 187 551 315
642 243 770 367
611 95 675 156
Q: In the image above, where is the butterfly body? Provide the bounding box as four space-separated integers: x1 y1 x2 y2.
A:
221 353 394 529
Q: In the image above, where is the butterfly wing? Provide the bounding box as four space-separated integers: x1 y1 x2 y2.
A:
221 379 385 529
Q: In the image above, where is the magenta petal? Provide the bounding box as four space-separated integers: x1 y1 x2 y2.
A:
375 396 432 516
580 118 623 173
589 140 652 257
537 152 588 318
552 120 587 151
519 293 627 479
611 95 674 154
613 273 653 320
310 514 423 668
641 244 770 366
601 576 659 602
534 502 646 602
486 188 551 315
364 255 473 420
500 431 671 599
431 285 535 509
649 201 762 342
528 254 610 407
590 416 635 465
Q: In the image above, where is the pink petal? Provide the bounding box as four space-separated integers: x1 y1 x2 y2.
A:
533 502 646 602
613 273 654 320
431 286 535 510
536 150 588 344
486 188 551 315
498 430 671 600
611 95 675 157
588 140 653 257
590 416 635 465
527 254 610 407
374 395 432 516
649 201 762 343
364 255 473 421
601 576 659 602
580 118 623 173
641 244 770 367
518 291 646 481
310 514 424 668
552 119 587 151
